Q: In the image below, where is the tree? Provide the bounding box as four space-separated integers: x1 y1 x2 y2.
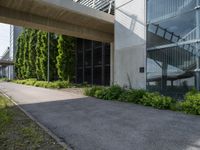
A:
35 31 43 80
40 31 48 81
19 31 25 79
27 29 37 78
56 35 75 81
49 33 58 81
23 28 31 78
15 34 23 79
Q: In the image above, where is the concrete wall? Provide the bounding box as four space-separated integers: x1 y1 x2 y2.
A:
114 0 146 89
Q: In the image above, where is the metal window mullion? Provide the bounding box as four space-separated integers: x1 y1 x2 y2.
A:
91 41 94 85
75 39 78 83
102 43 105 85
83 39 85 83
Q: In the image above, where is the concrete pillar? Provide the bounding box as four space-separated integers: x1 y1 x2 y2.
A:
161 62 168 91
114 0 147 89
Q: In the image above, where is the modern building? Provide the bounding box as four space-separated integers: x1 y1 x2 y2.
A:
0 25 23 79
0 0 200 95
76 0 200 95
9 25 23 79
146 0 200 95
0 47 11 78
74 0 114 86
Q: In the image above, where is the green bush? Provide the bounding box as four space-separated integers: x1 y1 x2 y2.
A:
180 91 200 115
141 92 175 109
94 88 108 99
117 90 129 101
84 86 103 97
84 85 124 100
103 85 124 100
118 89 146 103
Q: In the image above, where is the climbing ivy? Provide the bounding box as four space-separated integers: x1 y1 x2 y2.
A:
15 28 75 82
27 29 37 78
56 35 75 81
15 33 23 79
39 31 48 81
35 30 43 80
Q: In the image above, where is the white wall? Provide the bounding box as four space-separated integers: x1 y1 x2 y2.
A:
114 0 146 89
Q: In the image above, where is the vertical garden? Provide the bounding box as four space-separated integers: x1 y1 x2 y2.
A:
15 28 75 82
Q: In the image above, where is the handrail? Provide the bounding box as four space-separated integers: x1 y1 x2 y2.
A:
73 0 114 14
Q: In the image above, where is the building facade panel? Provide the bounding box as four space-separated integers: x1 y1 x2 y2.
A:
114 0 147 89
147 0 200 95
76 38 111 85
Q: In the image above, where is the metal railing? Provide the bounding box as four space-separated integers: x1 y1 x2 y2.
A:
148 0 194 24
73 0 115 14
0 57 14 65
148 24 197 54
147 23 197 71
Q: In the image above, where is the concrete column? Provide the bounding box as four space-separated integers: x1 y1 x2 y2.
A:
161 62 168 91
114 0 147 89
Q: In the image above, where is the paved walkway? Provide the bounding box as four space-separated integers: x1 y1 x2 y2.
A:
0 82 200 150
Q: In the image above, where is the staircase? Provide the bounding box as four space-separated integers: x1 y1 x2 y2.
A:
147 23 196 54
147 23 197 81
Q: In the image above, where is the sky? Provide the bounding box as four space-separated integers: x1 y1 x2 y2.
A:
0 23 10 57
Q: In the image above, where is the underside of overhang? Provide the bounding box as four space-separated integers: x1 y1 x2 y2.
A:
0 0 114 42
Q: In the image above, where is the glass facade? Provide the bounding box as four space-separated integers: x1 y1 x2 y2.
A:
76 39 110 86
147 0 200 95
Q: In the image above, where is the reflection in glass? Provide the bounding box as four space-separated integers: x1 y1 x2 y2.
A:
147 0 200 96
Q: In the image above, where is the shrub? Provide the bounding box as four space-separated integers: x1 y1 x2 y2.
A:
141 92 175 109
84 86 103 97
12 79 73 89
103 85 124 100
118 89 146 103
180 91 200 115
24 79 37 86
94 88 108 99
33 81 46 87
84 85 124 100
118 90 129 102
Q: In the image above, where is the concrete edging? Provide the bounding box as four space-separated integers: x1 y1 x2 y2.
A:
0 89 74 150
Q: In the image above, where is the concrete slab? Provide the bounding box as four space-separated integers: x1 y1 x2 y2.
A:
0 0 114 42
0 82 200 150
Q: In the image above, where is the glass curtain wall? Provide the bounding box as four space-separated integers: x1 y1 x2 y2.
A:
76 39 110 85
147 0 200 96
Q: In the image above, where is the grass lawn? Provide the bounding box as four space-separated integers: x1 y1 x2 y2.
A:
0 94 65 150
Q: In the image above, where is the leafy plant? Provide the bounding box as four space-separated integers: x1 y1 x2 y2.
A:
181 91 200 115
101 85 124 100
118 89 146 103
94 88 108 99
141 92 175 109
84 86 103 97
56 35 75 81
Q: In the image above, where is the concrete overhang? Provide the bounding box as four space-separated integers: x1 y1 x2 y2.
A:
0 0 114 42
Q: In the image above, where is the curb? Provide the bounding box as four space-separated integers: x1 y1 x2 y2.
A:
0 89 74 150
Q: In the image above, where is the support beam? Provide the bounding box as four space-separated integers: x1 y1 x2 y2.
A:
0 0 114 42
0 6 113 42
